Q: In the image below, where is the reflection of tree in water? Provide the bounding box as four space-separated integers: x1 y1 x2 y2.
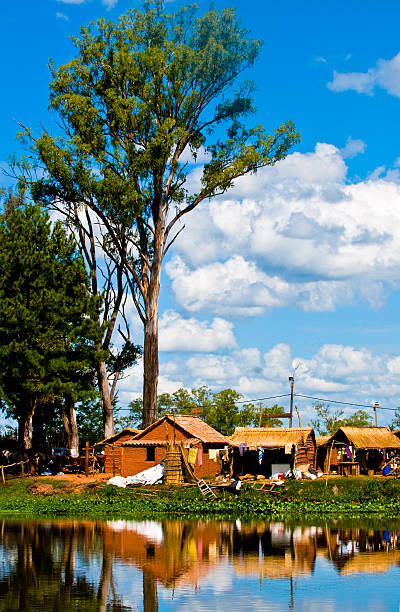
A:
321 526 400 574
0 521 130 611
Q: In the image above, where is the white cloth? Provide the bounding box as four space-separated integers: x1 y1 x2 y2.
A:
107 463 164 487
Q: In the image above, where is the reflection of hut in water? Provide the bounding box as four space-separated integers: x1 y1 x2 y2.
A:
322 427 400 475
231 523 318 579
230 427 316 477
317 526 400 575
101 519 221 589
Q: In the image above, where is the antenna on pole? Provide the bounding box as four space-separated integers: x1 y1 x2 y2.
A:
289 377 294 428
373 402 379 427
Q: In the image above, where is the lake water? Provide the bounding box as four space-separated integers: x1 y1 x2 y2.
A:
0 517 399 611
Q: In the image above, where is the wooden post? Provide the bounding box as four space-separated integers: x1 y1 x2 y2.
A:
295 405 301 427
20 461 24 477
85 442 89 477
1 467 4 484
325 442 333 487
258 404 263 427
112 444 115 477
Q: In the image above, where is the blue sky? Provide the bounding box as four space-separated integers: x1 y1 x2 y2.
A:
3 0 400 426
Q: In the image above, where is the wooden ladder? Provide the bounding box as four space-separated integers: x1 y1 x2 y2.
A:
197 478 217 499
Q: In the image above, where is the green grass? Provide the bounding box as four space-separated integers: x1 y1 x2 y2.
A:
0 477 399 520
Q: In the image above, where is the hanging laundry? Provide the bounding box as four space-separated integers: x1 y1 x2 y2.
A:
188 447 198 467
258 447 264 465
239 442 248 456
345 445 353 461
209 449 218 461
198 447 203 467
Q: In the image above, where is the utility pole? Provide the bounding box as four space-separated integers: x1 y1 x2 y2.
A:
259 403 263 427
373 401 379 427
295 405 301 427
289 376 294 428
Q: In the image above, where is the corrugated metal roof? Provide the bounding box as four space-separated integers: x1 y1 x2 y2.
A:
332 426 400 449
122 437 201 447
230 427 314 448
134 415 228 445
122 440 167 447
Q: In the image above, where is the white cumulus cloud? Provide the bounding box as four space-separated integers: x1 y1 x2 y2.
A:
327 51 400 97
165 142 400 316
159 310 237 352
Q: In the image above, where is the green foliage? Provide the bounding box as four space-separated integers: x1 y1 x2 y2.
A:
0 203 102 443
1 477 400 520
76 397 104 445
389 408 400 431
311 403 373 435
122 386 284 435
16 2 299 424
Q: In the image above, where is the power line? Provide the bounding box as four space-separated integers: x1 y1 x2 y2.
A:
115 393 292 411
294 393 399 412
114 391 399 414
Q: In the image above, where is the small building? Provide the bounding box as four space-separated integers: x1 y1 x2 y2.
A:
230 427 316 477
113 415 228 479
103 428 142 474
323 427 400 475
315 435 335 473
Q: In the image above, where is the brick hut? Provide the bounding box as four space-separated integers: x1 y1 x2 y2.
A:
103 428 142 475
230 427 316 477
113 415 228 479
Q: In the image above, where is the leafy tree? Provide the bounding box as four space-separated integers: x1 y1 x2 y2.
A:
21 1 299 427
122 386 283 436
0 203 102 449
76 397 105 445
311 403 373 436
389 409 400 431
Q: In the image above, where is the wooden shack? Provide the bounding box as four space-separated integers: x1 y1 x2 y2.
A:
323 427 400 475
315 435 335 473
103 428 142 475
230 427 316 477
117 415 228 479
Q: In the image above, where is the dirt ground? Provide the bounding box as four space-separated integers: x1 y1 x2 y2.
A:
36 472 112 484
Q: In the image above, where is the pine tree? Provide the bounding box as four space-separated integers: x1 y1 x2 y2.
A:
0 203 102 449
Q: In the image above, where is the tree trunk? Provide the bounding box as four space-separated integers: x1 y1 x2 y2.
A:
96 356 114 439
19 401 36 451
98 544 113 612
61 395 80 457
142 315 159 428
142 214 163 429
143 572 158 612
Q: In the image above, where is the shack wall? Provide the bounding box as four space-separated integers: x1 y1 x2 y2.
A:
104 431 138 474
121 446 167 477
295 433 316 468
120 444 221 479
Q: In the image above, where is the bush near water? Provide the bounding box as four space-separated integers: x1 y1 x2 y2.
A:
1 477 400 520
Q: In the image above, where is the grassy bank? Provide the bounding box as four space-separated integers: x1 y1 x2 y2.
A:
0 476 400 520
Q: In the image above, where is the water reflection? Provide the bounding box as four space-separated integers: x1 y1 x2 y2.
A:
0 518 400 610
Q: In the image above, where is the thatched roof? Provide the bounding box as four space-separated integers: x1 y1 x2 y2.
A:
316 435 331 447
331 426 400 449
339 551 400 575
230 427 314 448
